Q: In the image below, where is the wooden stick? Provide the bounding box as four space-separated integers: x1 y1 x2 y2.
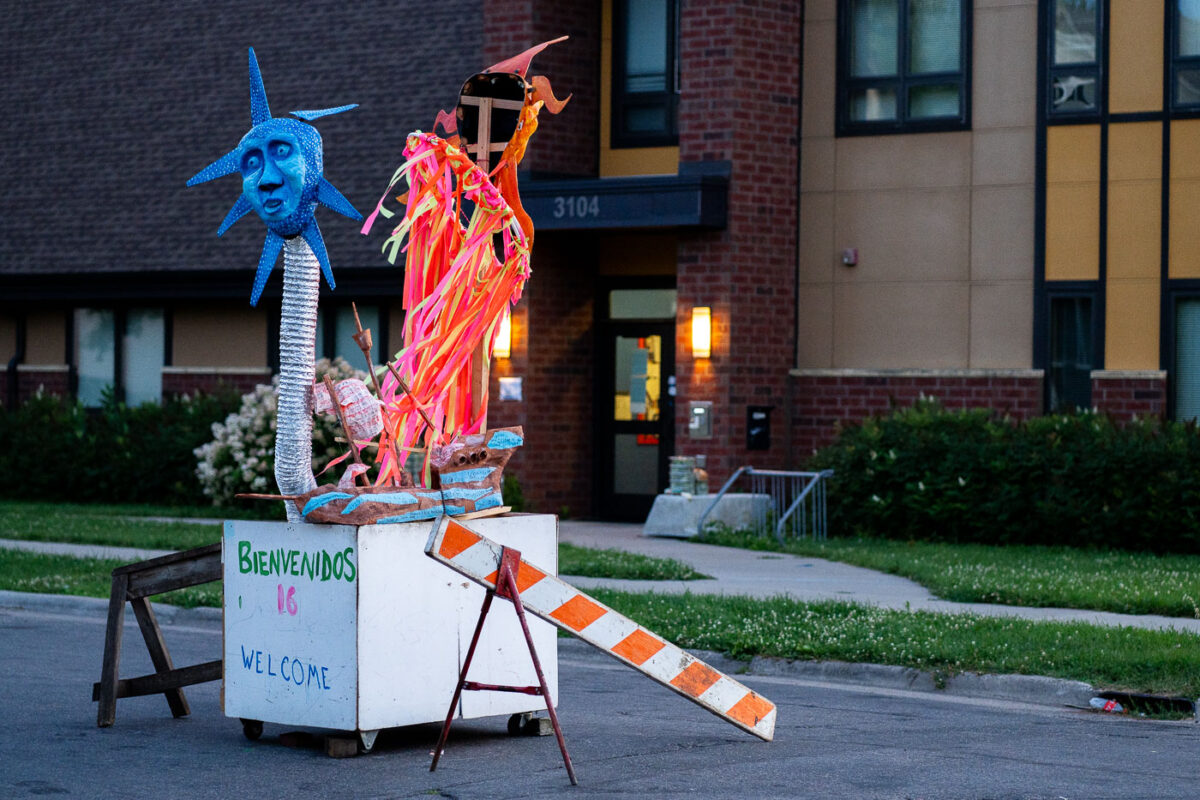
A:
235 493 300 502
351 301 383 398
323 374 366 488
350 301 408 485
384 360 438 434
462 92 494 435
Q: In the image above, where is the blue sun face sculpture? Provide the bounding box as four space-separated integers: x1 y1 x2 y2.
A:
188 48 362 306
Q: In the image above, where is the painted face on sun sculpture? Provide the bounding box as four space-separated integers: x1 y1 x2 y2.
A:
237 120 322 235
187 48 360 305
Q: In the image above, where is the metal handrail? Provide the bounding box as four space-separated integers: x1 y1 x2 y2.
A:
694 466 833 541
775 469 833 543
694 466 751 534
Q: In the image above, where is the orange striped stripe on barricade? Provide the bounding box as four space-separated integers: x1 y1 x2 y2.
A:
425 517 776 741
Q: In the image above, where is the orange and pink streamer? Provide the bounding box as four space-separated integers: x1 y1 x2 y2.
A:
361 132 531 486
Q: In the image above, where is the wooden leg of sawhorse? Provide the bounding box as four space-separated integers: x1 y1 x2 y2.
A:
130 597 189 718
96 573 128 728
97 579 191 726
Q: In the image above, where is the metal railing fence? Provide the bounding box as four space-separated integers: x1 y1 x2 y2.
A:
694 467 833 543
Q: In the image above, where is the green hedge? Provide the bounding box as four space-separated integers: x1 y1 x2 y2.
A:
809 400 1200 553
0 389 240 507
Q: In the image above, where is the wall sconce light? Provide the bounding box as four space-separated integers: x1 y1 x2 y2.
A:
691 306 711 359
493 312 512 359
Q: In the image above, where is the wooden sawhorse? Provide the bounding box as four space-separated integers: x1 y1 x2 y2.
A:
93 542 223 727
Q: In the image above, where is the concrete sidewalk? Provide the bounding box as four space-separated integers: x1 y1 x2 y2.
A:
3 518 1199 634
556 520 1200 636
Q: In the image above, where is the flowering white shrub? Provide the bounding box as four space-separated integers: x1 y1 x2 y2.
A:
194 357 369 506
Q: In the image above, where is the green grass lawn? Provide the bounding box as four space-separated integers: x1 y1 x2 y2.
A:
697 528 1200 619
559 542 710 581
0 551 221 608
4 546 1194 697
0 502 707 582
0 501 224 551
591 590 1200 698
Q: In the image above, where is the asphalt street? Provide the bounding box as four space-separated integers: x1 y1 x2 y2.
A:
2 604 1196 800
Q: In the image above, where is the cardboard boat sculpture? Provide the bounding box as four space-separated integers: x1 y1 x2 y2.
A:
187 45 777 769
188 44 568 523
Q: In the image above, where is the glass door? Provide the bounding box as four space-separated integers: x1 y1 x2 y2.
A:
597 321 675 520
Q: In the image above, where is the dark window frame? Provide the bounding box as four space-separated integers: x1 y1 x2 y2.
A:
316 302 388 372
1046 0 1104 120
836 0 972 136
1165 284 1200 420
611 0 680 149
1171 0 1200 113
1046 288 1100 412
69 305 169 407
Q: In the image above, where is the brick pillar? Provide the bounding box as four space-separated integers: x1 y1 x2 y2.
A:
675 0 801 483
489 234 596 515
482 0 599 177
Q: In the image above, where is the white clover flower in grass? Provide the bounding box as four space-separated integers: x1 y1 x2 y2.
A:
194 357 367 506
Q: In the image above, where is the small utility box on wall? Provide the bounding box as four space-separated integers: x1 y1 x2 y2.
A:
688 401 713 439
747 406 772 450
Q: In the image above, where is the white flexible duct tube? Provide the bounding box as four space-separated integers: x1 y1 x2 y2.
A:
275 237 320 521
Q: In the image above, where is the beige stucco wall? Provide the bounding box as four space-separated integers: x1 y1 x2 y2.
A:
172 304 267 368
797 0 1036 370
25 310 67 365
0 315 15 362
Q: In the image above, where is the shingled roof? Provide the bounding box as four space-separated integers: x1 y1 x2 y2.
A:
0 0 481 285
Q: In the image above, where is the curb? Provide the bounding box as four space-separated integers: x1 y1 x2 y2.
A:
1 590 1186 717
0 589 222 626
741 654 1097 710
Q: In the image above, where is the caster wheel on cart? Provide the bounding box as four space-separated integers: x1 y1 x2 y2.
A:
241 718 264 741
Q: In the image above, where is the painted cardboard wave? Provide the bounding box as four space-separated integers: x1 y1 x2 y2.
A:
296 427 523 525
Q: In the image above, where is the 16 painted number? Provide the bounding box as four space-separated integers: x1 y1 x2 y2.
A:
277 584 298 615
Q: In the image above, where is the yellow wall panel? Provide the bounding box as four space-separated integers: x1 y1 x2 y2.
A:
1170 120 1200 179
1045 183 1100 281
1108 122 1161 182
1108 182 1161 279
1109 0 1164 114
1046 125 1100 184
1170 180 1200 278
1105 279 1160 369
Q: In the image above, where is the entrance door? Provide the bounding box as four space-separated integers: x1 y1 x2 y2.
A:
597 321 675 521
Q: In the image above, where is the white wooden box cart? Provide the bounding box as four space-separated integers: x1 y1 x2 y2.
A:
222 514 558 751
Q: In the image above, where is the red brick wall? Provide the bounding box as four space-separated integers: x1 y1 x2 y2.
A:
488 298 530 491
15 369 69 404
675 0 801 483
162 370 271 398
482 0 599 177
790 372 1045 460
489 234 596 515
1091 373 1167 420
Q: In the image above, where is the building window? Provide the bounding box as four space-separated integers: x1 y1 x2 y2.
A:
316 305 382 370
1176 298 1200 420
1048 0 1102 118
837 0 970 134
611 0 679 147
74 308 165 407
1173 0 1200 109
1048 296 1094 411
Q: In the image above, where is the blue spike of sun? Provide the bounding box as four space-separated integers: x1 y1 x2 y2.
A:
186 48 363 306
